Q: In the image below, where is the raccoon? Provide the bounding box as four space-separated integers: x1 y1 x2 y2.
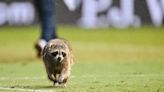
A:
42 38 74 86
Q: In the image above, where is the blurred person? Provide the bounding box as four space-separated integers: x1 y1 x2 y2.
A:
33 0 57 58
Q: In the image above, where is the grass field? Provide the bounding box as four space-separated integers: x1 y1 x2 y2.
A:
0 25 164 92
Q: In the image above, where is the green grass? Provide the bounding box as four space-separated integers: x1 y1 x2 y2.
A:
0 25 164 92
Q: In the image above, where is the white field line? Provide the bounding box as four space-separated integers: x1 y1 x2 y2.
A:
0 74 164 80
0 87 53 92
0 76 45 80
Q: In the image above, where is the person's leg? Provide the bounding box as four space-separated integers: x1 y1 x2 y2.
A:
34 0 57 41
34 0 57 57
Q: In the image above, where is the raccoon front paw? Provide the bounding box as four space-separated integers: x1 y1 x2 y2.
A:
53 80 59 86
58 77 64 84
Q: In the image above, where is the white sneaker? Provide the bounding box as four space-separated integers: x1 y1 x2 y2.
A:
35 39 47 58
38 39 47 49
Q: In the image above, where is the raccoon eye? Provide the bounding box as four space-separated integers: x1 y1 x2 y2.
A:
51 51 58 56
62 52 66 57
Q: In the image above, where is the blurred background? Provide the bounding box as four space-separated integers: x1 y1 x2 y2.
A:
0 0 163 27
0 0 164 92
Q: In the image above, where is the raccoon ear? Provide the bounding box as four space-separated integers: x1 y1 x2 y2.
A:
48 43 54 48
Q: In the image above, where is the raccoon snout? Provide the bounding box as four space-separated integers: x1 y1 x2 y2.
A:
57 57 61 61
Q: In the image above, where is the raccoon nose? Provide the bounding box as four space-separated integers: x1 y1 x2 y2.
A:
57 57 61 61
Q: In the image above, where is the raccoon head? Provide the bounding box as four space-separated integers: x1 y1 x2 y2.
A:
48 44 67 63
